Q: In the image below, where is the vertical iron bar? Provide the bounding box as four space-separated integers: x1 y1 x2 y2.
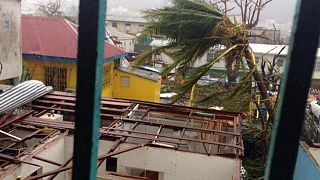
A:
72 0 107 179
265 0 320 179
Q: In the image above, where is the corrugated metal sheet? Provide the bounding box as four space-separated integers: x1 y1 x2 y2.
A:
0 80 52 114
22 16 126 60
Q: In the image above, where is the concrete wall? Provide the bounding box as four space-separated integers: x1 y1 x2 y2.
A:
113 69 161 102
116 144 236 180
64 137 237 180
0 134 66 180
118 38 135 53
0 0 22 83
107 20 144 35
23 59 114 97
1 134 238 180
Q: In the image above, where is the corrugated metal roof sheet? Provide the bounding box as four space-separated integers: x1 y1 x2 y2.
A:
22 15 127 60
0 80 52 114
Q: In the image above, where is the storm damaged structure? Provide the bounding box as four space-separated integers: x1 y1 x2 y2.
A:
0 91 244 180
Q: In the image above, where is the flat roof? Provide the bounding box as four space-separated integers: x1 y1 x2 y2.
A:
107 15 147 23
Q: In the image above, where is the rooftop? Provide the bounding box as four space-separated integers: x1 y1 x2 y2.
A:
22 15 127 62
107 15 147 23
107 26 135 39
118 66 161 81
0 91 244 179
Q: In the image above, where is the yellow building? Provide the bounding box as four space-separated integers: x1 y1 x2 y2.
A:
22 15 160 102
113 67 161 102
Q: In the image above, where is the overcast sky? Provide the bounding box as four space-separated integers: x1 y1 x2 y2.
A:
107 0 297 24
22 0 298 24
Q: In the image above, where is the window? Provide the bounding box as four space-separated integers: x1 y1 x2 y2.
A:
207 50 215 62
45 66 67 91
105 157 117 172
103 63 112 87
126 167 159 179
125 23 131 32
112 22 117 28
138 24 145 31
120 76 130 87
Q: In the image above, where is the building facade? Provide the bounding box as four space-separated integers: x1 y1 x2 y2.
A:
0 0 22 84
106 15 146 35
248 27 281 44
22 16 161 102
107 26 135 53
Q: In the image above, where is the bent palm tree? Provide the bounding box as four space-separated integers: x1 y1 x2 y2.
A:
136 0 274 121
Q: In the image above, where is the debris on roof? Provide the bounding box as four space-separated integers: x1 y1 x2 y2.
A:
118 66 161 81
0 91 244 179
0 80 52 115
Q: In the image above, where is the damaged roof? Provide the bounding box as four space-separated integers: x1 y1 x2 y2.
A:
0 91 244 179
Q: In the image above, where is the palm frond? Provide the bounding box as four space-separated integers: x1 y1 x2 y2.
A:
134 43 179 66
171 44 241 102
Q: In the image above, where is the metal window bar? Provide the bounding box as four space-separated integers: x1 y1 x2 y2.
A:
265 0 320 179
72 0 106 180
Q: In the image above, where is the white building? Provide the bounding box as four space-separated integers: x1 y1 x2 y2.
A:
150 39 320 79
107 26 135 53
249 44 320 79
107 15 146 35
0 0 22 84
150 39 208 68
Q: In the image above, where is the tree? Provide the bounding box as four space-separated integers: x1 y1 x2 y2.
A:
208 0 272 28
38 0 64 17
206 0 272 83
136 0 274 121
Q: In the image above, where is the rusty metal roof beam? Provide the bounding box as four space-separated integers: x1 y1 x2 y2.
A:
117 117 240 136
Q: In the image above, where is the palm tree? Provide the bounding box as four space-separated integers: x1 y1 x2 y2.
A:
136 0 274 122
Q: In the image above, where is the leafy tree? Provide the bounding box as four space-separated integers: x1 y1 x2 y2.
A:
207 0 273 83
136 0 274 121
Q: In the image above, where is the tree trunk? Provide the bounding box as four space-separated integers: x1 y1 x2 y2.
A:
245 49 275 123
226 61 237 83
225 53 238 87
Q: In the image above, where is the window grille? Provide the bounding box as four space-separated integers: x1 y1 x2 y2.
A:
44 66 67 91
102 63 111 87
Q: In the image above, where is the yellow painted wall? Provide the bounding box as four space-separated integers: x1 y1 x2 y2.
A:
113 69 161 102
23 59 161 102
101 62 114 97
23 59 77 89
23 59 113 97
